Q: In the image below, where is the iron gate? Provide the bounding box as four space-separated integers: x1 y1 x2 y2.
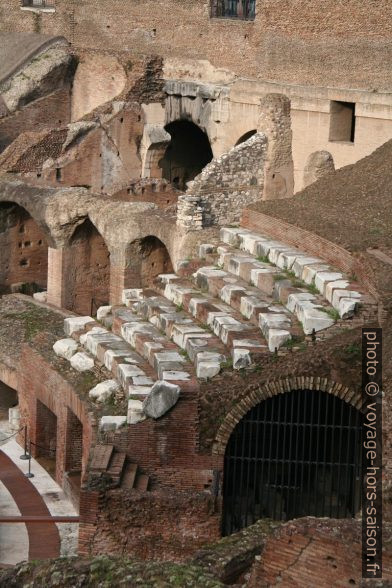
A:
222 389 362 535
211 0 256 20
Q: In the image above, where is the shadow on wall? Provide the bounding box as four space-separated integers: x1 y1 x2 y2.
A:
235 129 257 146
160 120 213 190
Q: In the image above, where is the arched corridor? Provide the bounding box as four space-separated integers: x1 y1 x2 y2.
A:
0 203 48 296
126 235 174 289
160 120 213 190
64 219 110 316
222 389 361 535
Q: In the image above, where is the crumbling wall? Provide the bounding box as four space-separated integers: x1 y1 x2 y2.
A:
258 93 294 200
0 205 48 293
246 518 392 587
0 87 71 154
79 487 221 562
176 132 267 230
0 104 145 193
71 53 127 121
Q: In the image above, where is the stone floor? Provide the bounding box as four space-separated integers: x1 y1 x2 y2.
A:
0 417 78 566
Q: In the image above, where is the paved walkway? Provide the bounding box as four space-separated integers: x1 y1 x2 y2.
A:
0 450 60 559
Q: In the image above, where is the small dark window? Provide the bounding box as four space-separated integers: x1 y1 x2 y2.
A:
56 168 62 182
211 0 255 20
329 101 356 143
21 0 55 8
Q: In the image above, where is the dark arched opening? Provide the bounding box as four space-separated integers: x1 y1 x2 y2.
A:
222 389 361 536
65 219 110 316
126 236 174 289
0 202 48 296
160 121 213 190
235 129 257 146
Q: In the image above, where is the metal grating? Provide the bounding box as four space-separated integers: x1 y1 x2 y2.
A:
211 0 256 21
222 389 362 536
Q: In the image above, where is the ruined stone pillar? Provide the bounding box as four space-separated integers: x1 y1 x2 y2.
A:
46 247 66 308
258 93 294 200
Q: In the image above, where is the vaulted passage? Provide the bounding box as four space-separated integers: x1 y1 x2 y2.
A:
222 389 361 535
160 121 213 190
0 203 48 296
65 219 110 316
35 400 57 480
126 236 174 289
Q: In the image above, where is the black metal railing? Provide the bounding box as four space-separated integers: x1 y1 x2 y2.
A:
21 0 55 8
211 0 256 20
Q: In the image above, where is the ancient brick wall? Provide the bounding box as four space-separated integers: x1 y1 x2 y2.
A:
113 179 179 208
17 345 95 502
2 1 392 91
79 487 221 561
0 87 71 153
177 133 267 230
63 220 110 316
0 206 48 293
246 518 392 586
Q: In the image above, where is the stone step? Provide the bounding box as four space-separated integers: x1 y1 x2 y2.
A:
121 462 138 490
171 268 293 352
107 451 127 483
90 444 114 473
153 278 273 355
219 227 366 319
134 473 149 492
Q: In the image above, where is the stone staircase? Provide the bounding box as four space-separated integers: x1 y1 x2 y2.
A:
52 225 375 431
89 444 149 491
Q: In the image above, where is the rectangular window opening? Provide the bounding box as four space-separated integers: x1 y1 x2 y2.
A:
210 0 256 21
329 101 356 143
21 0 55 10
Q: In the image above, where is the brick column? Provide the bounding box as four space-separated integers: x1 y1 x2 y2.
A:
78 489 101 555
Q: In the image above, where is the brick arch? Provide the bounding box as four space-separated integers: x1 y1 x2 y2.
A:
0 197 56 247
212 376 362 455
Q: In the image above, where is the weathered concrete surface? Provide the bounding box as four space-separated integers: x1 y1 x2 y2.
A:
0 32 68 86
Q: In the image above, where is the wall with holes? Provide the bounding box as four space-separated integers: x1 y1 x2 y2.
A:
0 206 48 294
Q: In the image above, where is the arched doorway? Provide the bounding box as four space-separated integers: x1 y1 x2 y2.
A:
222 389 361 535
0 202 48 296
235 130 257 146
65 219 110 316
127 236 174 289
160 121 213 190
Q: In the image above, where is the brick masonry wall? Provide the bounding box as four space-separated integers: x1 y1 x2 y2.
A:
113 179 179 209
0 207 48 293
177 133 267 230
2 1 392 91
79 488 221 561
246 518 392 587
17 345 95 501
63 220 111 316
0 87 71 153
